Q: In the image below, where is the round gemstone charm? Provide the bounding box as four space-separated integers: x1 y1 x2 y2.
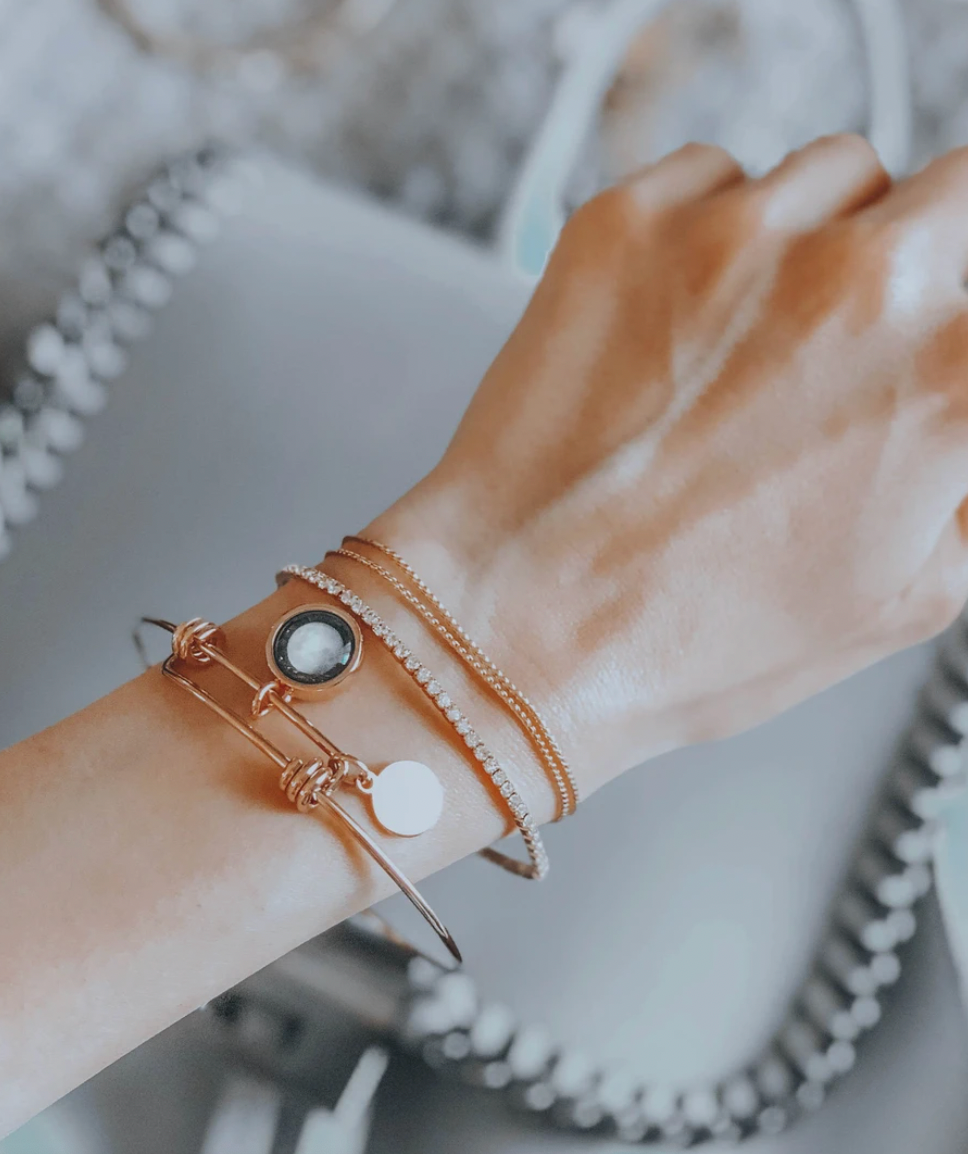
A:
267 605 362 693
369 760 443 837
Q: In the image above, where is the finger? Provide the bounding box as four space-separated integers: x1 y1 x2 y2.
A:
749 134 891 231
862 146 968 281
621 142 746 211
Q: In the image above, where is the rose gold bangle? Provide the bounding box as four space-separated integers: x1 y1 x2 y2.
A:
335 536 579 819
145 614 462 965
279 565 550 880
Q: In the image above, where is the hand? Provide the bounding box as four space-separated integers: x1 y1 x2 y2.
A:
371 136 968 787
13 134 968 1130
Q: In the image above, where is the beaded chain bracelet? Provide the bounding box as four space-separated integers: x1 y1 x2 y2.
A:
279 564 550 880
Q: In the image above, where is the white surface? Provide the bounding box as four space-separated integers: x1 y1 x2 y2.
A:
1 160 967 1152
370 761 444 838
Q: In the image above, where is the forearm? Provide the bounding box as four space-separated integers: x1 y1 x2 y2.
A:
0 541 569 1135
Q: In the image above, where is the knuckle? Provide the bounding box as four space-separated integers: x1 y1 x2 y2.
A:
567 185 641 237
668 140 738 168
556 187 643 269
816 131 881 164
711 182 771 233
775 132 884 180
920 142 968 182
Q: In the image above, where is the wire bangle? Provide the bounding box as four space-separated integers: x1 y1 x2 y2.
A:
145 615 461 966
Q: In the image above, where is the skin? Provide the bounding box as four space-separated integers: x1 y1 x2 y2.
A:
4 135 968 1135
378 135 968 766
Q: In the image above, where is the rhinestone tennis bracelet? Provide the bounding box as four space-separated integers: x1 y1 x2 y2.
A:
280 563 550 880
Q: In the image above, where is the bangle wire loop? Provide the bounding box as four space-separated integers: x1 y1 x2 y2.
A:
142 615 461 966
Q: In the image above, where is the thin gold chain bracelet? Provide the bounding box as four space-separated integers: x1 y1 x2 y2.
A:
336 536 579 820
279 565 550 880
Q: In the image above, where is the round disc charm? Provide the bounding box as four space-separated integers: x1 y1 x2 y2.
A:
369 761 443 837
267 604 363 694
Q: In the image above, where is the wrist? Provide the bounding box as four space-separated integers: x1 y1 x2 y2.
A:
0 571 542 1133
363 473 683 796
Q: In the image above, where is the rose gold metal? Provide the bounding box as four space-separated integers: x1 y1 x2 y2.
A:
145 616 461 965
170 616 224 665
251 678 292 719
335 537 579 820
278 566 550 880
265 602 364 696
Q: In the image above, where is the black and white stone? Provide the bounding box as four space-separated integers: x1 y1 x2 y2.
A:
271 609 357 686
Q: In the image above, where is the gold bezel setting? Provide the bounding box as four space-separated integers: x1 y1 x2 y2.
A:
266 603 363 695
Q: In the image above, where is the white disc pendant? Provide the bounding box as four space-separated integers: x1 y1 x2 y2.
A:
369 760 443 837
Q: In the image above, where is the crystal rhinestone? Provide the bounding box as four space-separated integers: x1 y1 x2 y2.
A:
324 578 340 593
404 656 420 672
362 609 378 626
393 643 409 659
455 720 470 736
491 770 507 787
509 795 526 815
474 746 488 761
372 623 387 637
339 590 353 604
437 693 451 709
383 634 399 650
427 680 441 696
463 731 479 748
499 782 513 798
416 668 431 684
445 707 461 723
349 596 363 612
483 757 498 773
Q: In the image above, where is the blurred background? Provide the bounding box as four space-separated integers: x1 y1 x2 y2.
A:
6 2 968 1153
8 0 968 346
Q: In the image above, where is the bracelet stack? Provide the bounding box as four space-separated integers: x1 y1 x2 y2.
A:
152 537 575 965
280 563 552 880
284 534 579 879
